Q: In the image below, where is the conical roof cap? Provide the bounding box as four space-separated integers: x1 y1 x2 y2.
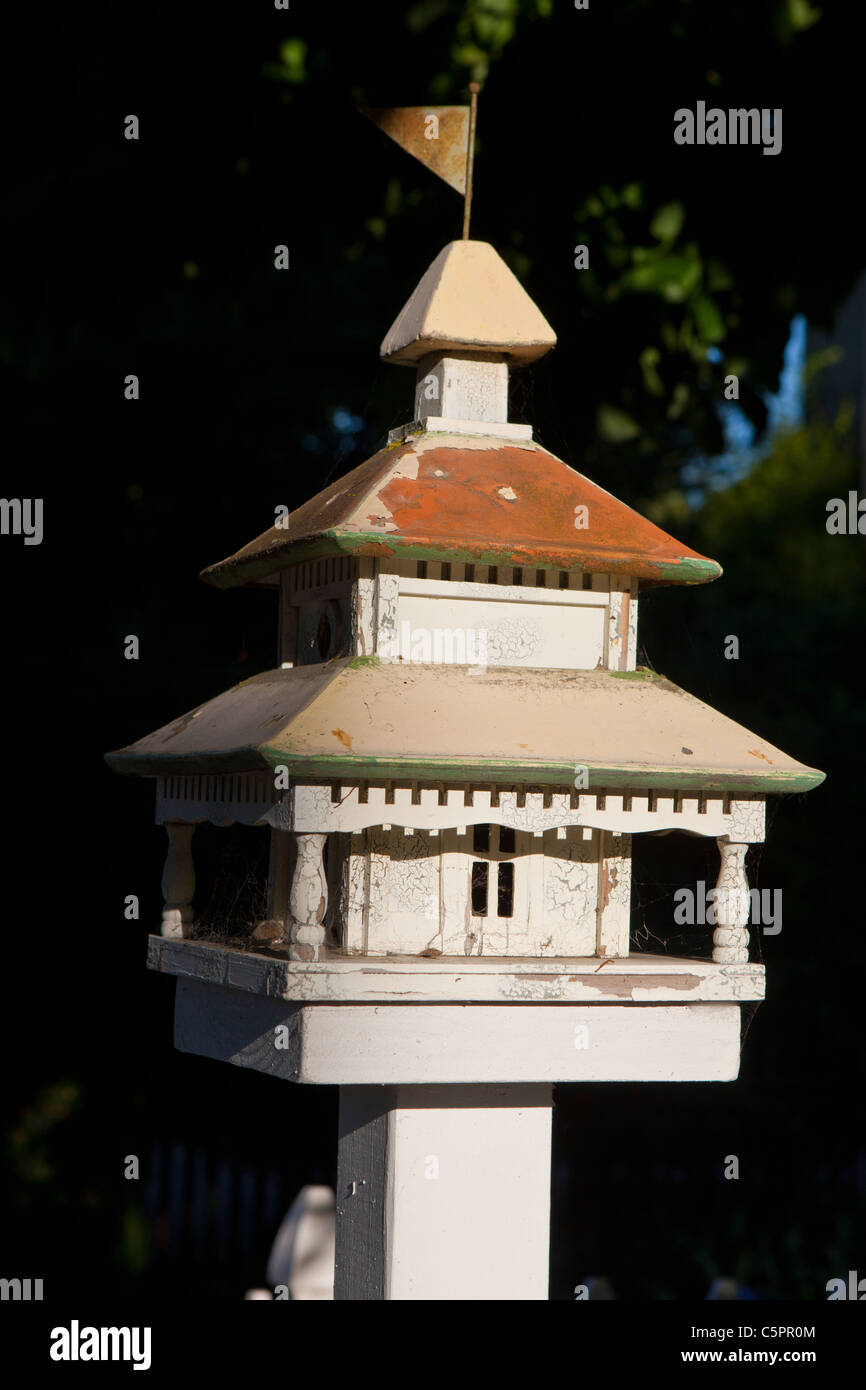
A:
380 240 557 366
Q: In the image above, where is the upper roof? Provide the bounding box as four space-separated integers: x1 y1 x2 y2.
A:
380 240 557 366
105 657 825 794
201 431 722 589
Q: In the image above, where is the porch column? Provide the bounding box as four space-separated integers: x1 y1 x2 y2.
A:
289 832 328 961
712 838 750 963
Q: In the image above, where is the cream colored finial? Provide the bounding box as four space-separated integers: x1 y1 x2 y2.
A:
380 240 557 367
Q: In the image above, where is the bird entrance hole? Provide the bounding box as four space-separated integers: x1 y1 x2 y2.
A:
471 823 516 918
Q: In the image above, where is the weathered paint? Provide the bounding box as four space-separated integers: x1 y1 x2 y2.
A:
360 107 471 195
200 435 722 590
379 241 557 366
147 937 766 1005
105 660 826 794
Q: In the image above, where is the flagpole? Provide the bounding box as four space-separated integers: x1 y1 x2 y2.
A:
462 82 480 240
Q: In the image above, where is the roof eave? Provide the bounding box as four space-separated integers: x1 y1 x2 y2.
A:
200 529 723 590
104 742 825 795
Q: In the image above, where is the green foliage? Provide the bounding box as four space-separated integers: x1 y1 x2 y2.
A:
263 37 308 84
6 1081 82 1190
597 403 640 442
698 408 862 600
775 0 822 43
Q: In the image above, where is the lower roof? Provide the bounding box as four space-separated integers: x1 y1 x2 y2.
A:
106 657 824 795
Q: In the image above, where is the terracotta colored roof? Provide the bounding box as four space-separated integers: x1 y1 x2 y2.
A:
201 431 721 589
106 658 824 795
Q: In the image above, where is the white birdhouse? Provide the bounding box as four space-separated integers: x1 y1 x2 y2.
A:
108 219 823 1301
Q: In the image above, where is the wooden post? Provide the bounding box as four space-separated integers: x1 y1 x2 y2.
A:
161 822 195 939
334 1083 552 1300
712 839 750 963
289 832 328 961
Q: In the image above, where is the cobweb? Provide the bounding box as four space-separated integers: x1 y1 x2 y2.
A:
189 827 269 945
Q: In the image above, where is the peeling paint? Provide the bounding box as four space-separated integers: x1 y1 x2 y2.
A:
199 436 722 590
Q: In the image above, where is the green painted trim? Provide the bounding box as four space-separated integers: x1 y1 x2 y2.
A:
106 739 825 794
259 747 826 795
201 529 722 590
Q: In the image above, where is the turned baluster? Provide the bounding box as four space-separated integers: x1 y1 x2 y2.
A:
712 838 750 963
289 832 328 961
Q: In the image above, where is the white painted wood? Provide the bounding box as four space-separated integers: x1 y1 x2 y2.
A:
728 799 766 841
341 821 601 958
160 824 195 938
152 937 765 1005
414 354 508 425
712 839 751 963
364 826 441 955
438 826 464 954
352 557 376 658
151 937 766 1003
290 783 766 841
396 575 609 606
626 579 639 669
266 1185 335 1300
288 833 328 962
374 569 400 659
596 830 632 956
388 418 533 444
293 1002 744 1083
335 1084 551 1300
607 578 628 670
395 589 606 670
172 979 743 1083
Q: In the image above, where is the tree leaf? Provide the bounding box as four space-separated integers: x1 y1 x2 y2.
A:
597 404 641 442
650 201 685 244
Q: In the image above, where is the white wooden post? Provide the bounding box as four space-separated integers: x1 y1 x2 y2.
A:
289 832 328 961
712 838 750 963
335 1084 552 1300
160 823 195 939
596 830 632 956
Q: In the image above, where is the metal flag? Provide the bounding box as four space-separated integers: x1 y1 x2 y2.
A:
360 86 481 238
360 105 470 194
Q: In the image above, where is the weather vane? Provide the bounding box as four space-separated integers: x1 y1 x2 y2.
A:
360 82 482 239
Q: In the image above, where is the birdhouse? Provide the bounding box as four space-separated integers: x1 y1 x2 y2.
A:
107 109 824 1300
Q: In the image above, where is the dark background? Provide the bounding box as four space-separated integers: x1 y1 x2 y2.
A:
1 0 863 1301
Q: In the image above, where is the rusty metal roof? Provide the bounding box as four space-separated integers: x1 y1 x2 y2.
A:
201 432 721 589
106 658 824 795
